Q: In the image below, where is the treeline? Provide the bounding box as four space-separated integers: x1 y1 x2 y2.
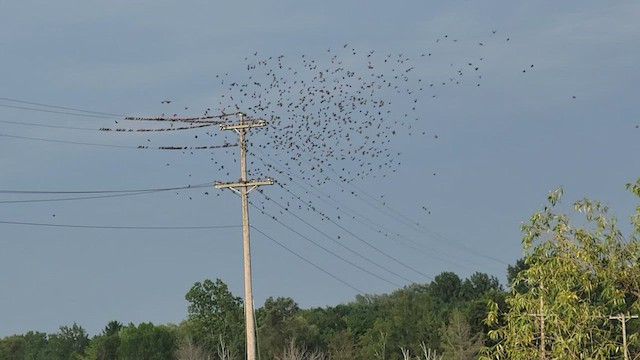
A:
0 271 504 360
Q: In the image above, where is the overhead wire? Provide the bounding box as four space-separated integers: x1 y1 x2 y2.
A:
0 183 210 195
254 151 482 270
0 97 237 149
0 219 240 230
0 119 98 131
255 190 412 285
272 179 478 271
0 183 212 204
0 103 118 119
0 96 124 117
250 225 365 294
318 163 510 266
248 200 404 287
0 132 141 149
0 132 237 150
261 183 432 281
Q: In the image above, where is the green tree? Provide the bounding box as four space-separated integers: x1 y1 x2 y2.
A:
258 297 304 359
82 321 122 360
440 309 482 360
460 272 502 301
483 183 640 359
46 323 90 360
326 329 357 360
184 278 244 357
22 331 48 360
359 286 442 360
0 335 25 360
506 258 529 294
430 272 462 304
116 322 176 360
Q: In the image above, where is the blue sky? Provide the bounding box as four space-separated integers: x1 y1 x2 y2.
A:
1 1 639 337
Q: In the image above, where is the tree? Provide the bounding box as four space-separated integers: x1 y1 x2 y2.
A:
326 329 358 360
22 331 48 360
47 323 90 360
116 322 177 360
359 286 442 360
483 182 640 359
506 258 529 294
258 297 303 359
430 272 462 304
276 339 326 360
82 321 122 360
175 336 215 360
185 278 244 357
460 272 502 301
0 335 25 360
440 309 482 360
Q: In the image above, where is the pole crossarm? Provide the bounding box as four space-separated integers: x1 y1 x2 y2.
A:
609 314 640 320
220 121 266 131
214 179 274 194
608 314 639 360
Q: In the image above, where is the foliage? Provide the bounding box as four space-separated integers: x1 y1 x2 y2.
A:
21 331 48 360
430 272 463 304
46 323 90 360
440 309 483 360
483 180 640 359
359 285 442 360
0 274 509 360
116 322 177 360
184 278 245 357
81 321 121 360
275 339 326 360
258 297 320 360
175 336 215 360
0 335 25 360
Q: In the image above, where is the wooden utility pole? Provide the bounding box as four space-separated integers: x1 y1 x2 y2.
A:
215 112 273 360
528 281 546 360
539 282 545 360
609 314 639 360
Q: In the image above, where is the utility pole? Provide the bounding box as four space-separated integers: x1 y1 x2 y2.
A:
609 314 639 360
528 281 546 360
539 282 545 360
215 112 273 360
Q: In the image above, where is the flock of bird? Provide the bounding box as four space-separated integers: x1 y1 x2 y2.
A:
203 33 514 186
96 32 540 283
125 31 519 214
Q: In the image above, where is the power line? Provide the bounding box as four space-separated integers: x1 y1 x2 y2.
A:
0 183 210 195
328 165 509 266
249 162 432 281
256 190 412 285
0 119 98 131
0 103 117 119
0 188 197 204
250 225 365 294
254 152 481 271
250 200 405 287
0 132 138 149
0 119 215 132
0 96 124 117
280 180 478 271
0 219 240 230
0 132 237 151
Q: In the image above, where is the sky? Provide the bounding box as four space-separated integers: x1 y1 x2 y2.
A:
1 1 639 337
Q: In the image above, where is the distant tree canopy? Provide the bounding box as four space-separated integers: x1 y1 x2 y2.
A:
0 271 502 360
184 278 245 358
